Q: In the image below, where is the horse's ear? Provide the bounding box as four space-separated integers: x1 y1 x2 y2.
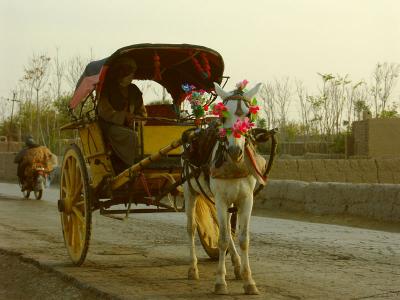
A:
244 83 262 100
214 82 230 100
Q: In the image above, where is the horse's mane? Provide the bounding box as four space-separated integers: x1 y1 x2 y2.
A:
182 121 219 168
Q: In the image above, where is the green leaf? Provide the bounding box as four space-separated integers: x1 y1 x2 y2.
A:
222 111 230 118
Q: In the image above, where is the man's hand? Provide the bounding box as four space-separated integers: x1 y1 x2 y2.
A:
125 113 146 127
125 113 135 126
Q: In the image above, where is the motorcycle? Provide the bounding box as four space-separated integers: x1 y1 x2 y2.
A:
20 163 49 200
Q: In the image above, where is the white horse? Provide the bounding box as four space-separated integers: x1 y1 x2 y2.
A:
183 82 262 295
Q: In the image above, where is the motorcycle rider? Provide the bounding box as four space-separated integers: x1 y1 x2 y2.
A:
14 135 39 188
14 135 55 191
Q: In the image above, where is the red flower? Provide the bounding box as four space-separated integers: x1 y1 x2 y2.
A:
204 104 209 111
231 118 255 138
234 132 241 138
212 102 228 117
249 105 260 114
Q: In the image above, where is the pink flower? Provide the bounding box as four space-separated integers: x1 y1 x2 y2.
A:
236 79 249 90
231 118 255 138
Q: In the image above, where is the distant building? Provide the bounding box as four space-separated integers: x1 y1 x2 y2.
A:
347 118 400 158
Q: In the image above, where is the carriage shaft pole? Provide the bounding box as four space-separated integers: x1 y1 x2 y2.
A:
110 131 195 190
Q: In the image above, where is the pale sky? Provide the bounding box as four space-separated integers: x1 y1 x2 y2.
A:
1 0 399 110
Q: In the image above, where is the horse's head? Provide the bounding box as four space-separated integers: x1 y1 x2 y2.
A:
213 81 262 163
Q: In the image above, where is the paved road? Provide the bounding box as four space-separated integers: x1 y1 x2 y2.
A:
0 182 399 299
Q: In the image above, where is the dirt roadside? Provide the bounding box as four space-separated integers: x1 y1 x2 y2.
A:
0 250 115 300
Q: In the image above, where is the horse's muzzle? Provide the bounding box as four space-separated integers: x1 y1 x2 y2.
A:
228 145 243 162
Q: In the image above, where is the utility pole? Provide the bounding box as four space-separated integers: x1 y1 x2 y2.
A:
5 92 21 151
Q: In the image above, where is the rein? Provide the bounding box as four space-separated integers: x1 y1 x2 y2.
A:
245 144 267 182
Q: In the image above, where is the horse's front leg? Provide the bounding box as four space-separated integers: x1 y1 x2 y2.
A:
228 212 242 280
238 197 260 295
184 183 199 280
214 199 230 294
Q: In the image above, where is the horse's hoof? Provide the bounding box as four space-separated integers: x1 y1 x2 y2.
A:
214 284 229 295
244 284 260 295
234 267 242 280
188 268 199 280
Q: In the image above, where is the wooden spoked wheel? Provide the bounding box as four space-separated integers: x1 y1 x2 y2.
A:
195 195 236 260
59 144 91 266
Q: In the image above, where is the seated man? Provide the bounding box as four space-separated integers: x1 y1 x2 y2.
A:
98 56 147 168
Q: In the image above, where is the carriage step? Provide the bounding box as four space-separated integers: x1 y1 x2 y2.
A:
100 207 176 216
102 214 125 221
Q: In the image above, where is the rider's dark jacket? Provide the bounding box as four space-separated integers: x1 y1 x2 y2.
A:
14 142 40 179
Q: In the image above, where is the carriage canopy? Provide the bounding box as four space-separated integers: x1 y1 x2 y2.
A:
69 43 225 109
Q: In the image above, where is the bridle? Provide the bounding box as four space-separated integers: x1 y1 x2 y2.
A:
215 93 254 164
221 93 252 122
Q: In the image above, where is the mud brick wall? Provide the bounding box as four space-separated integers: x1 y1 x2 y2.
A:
0 142 23 153
255 180 400 222
0 152 18 181
269 158 400 184
1 152 400 184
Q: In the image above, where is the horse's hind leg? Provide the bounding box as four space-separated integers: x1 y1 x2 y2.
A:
238 198 260 295
228 212 241 280
184 183 199 280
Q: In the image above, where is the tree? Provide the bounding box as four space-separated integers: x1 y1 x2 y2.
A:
256 118 267 129
65 55 86 90
23 54 51 144
295 80 311 136
369 62 400 117
258 83 277 129
273 77 292 131
51 47 65 99
261 78 292 141
344 81 366 128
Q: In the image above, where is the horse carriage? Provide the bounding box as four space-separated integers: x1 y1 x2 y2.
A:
59 44 277 293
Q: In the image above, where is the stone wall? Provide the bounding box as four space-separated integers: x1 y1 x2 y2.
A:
350 118 400 158
255 180 400 222
0 142 23 153
0 152 18 181
368 118 400 157
2 152 400 185
269 158 400 184
1 151 399 222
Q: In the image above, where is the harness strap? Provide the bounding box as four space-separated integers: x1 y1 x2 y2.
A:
245 144 268 183
184 160 215 206
193 169 215 206
253 129 278 196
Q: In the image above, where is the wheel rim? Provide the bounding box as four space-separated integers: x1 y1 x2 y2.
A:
60 146 91 265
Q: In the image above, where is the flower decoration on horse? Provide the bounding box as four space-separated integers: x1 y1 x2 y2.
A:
212 80 260 139
181 83 210 122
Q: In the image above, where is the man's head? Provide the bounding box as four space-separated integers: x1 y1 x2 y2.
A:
110 56 137 87
25 135 37 147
